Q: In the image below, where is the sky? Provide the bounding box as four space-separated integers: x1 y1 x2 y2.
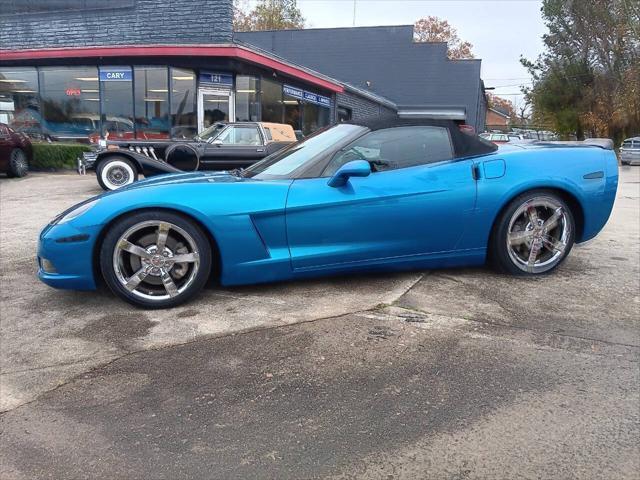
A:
247 0 548 110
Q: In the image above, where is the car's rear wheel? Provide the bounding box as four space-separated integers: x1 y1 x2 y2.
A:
7 148 28 178
97 156 138 191
100 211 212 308
490 190 575 275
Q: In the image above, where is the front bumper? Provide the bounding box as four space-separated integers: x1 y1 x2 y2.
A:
78 151 98 174
37 221 100 291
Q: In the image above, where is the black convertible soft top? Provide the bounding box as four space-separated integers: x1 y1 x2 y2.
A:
347 117 498 159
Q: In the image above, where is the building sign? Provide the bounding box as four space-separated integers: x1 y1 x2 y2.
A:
317 95 331 108
99 69 132 82
283 85 331 108
199 71 233 88
66 88 81 96
283 85 304 99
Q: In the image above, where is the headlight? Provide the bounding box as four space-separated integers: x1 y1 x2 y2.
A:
51 199 99 225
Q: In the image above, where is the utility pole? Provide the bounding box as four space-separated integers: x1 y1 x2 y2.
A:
352 0 356 26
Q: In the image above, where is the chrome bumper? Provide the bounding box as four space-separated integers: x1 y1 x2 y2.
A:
78 151 98 175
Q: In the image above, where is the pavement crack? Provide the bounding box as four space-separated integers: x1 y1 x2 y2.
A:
1 356 121 376
390 272 426 305
392 303 640 351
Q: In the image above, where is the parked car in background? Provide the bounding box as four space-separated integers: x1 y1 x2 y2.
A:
39 118 618 309
10 108 94 142
480 133 510 144
0 122 31 177
620 137 640 165
479 132 531 145
80 122 298 190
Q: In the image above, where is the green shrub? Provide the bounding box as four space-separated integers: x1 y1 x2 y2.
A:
31 143 93 171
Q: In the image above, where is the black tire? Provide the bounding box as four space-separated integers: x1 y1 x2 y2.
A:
7 149 29 178
100 210 212 309
96 156 139 191
489 189 575 275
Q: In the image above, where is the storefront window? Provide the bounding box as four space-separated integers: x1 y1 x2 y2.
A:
318 105 331 130
38 67 100 141
303 102 320 135
260 78 283 124
99 66 134 141
235 76 259 122
134 66 169 140
337 106 352 122
170 68 196 138
283 94 302 131
0 67 40 138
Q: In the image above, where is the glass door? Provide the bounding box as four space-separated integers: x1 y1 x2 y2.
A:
197 88 234 133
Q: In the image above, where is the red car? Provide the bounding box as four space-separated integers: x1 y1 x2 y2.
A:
0 123 32 177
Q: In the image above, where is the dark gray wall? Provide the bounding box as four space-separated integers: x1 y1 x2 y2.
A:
334 91 396 122
0 0 233 50
237 26 484 130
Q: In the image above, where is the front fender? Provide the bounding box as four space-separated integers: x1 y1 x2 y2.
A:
96 151 182 177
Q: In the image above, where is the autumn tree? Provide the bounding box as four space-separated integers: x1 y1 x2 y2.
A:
522 0 640 141
234 0 305 32
414 16 474 59
487 93 518 122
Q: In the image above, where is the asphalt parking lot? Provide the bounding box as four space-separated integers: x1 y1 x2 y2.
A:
1 168 639 479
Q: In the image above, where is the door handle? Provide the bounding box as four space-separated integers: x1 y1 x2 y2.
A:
471 164 481 180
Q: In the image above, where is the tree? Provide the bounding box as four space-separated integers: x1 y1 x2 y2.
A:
487 93 517 122
413 16 474 59
522 0 640 141
234 0 305 32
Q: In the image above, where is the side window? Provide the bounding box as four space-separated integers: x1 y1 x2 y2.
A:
323 126 454 176
216 126 262 145
0 125 8 136
263 127 272 141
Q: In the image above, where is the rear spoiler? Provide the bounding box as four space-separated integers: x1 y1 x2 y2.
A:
535 138 614 150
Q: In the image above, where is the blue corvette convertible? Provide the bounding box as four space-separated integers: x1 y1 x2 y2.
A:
38 119 618 308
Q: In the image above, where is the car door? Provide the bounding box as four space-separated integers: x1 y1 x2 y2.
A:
200 125 266 166
285 126 477 270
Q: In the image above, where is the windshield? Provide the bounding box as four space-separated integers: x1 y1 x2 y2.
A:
195 123 226 141
241 124 367 179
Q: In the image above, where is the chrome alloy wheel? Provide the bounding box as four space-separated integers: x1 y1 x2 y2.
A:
506 196 571 273
112 221 200 301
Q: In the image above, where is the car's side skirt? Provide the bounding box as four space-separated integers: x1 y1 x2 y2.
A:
219 248 486 286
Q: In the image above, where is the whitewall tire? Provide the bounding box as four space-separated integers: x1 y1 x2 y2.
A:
97 157 139 191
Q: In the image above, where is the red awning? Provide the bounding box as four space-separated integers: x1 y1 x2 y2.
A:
0 44 344 93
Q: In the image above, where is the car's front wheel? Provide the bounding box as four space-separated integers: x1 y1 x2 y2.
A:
97 157 138 191
7 148 29 178
490 190 575 275
100 211 212 308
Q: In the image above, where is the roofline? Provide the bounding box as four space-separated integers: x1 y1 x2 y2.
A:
488 108 511 118
340 84 397 109
234 24 415 34
0 43 344 93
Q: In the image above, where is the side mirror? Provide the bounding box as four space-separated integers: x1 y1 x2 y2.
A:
327 160 371 188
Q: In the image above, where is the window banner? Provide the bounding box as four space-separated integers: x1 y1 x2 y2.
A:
283 84 331 108
283 84 304 99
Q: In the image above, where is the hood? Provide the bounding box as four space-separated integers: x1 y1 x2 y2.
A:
110 170 244 193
